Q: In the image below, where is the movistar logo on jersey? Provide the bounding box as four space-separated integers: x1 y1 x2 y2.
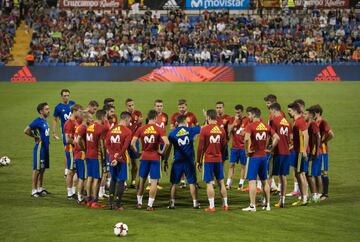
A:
144 125 157 134
176 128 189 137
280 118 289 126
210 126 222 134
256 123 267 131
111 126 122 134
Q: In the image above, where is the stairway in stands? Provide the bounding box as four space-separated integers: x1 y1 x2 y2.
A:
7 21 32 66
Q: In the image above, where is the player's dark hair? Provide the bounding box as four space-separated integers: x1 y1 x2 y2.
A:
60 89 70 96
37 102 48 114
88 100 99 107
176 114 187 124
235 104 244 111
154 99 163 104
216 101 224 106
147 110 158 120
269 102 281 111
306 107 316 117
103 104 115 111
250 107 261 118
294 99 305 107
288 102 301 114
178 99 187 105
71 104 83 112
104 98 114 105
120 111 131 120
312 104 323 115
125 98 133 104
246 106 253 113
96 109 106 120
207 109 217 120
264 94 277 102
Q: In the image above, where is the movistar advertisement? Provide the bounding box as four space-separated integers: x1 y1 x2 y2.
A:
186 0 250 10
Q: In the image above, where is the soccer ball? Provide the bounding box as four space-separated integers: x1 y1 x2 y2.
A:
0 156 10 166
114 222 128 237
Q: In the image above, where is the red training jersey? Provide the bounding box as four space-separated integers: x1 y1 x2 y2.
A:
307 121 320 156
270 116 291 155
316 119 331 154
293 116 308 153
170 111 198 128
216 114 232 141
85 122 107 159
230 116 249 149
105 124 132 162
134 124 166 161
245 120 275 158
128 110 142 134
108 114 118 130
197 124 226 163
154 112 168 130
64 119 77 152
74 123 87 160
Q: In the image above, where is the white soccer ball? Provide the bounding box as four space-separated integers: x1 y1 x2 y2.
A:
0 156 10 166
114 222 128 237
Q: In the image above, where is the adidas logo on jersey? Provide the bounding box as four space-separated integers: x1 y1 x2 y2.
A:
256 123 267 131
210 126 222 134
87 124 95 132
144 125 157 134
163 0 180 10
176 128 189 137
280 118 289 126
111 126 122 134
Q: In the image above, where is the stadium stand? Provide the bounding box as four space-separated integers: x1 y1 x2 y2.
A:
0 8 19 65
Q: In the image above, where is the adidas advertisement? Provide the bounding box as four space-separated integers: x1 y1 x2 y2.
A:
11 66 37 83
144 0 185 10
186 0 250 9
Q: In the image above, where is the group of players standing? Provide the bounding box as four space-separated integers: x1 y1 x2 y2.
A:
24 90 334 212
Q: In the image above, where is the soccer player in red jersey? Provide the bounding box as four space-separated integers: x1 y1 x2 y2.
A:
268 103 292 208
170 99 199 129
288 102 309 206
226 104 249 190
170 99 199 188
197 109 228 212
242 107 279 212
85 109 107 208
105 112 133 211
304 107 322 203
131 110 170 211
125 98 143 188
153 99 168 130
74 111 91 203
64 104 83 200
215 101 232 162
313 105 334 201
85 100 99 116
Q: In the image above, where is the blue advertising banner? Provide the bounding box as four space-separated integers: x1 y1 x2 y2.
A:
185 0 250 10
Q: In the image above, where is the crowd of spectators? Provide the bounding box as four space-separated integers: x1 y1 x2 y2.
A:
0 8 19 63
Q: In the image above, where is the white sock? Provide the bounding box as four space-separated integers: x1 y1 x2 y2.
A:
294 182 299 192
106 178 111 188
223 197 228 207
65 168 68 175
267 203 270 208
312 193 317 199
271 178 276 188
67 187 73 196
32 189 37 195
257 180 262 189
226 178 232 186
303 195 308 202
208 198 215 209
250 203 255 208
181 179 186 184
77 193 83 201
170 199 175 206
72 186 76 194
131 180 136 185
37 187 44 193
280 195 285 204
278 183 282 193
193 200 198 207
98 187 104 197
239 179 244 185
137 195 143 205
148 197 155 207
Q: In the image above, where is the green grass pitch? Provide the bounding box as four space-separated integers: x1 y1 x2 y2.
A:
0 82 360 241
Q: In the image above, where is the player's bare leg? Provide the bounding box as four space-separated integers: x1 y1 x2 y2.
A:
99 172 108 199
315 176 323 201
307 174 317 202
205 182 216 212
261 180 271 211
238 165 246 190
86 177 93 203
218 179 229 210
66 169 76 200
130 159 138 188
276 175 287 208
37 171 47 195
77 178 85 203
293 172 308 206
147 179 158 210
189 184 200 208
31 170 40 197
180 174 187 188
136 177 146 208
92 178 99 200
168 184 177 209
242 180 256 212
226 164 235 189
64 156 67 178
